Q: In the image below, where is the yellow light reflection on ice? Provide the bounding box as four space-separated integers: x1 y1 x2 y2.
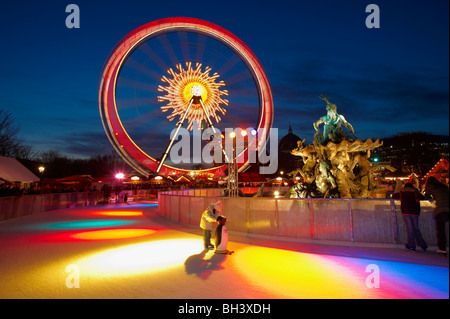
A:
232 247 369 299
78 239 201 277
71 228 155 240
94 211 143 217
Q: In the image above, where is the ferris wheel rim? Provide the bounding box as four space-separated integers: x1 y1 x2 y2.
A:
99 17 273 177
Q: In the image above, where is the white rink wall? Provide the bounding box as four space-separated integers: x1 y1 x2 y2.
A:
158 189 448 247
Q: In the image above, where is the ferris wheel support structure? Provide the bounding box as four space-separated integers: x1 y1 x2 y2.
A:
155 94 230 175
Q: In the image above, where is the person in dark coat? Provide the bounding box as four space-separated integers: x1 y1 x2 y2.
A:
398 183 427 252
424 176 449 255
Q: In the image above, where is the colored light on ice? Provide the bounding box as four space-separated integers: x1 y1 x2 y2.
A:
70 228 155 240
231 246 449 299
46 220 133 230
94 211 143 217
78 239 201 277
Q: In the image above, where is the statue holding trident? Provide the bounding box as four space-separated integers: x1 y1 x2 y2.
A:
313 95 357 146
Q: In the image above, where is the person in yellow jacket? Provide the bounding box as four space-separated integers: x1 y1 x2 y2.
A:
200 200 222 249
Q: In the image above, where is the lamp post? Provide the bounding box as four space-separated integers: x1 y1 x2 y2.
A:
38 165 45 193
115 173 125 203
227 131 239 197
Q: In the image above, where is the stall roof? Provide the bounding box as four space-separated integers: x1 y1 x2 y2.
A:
174 175 194 183
423 157 449 181
56 175 94 183
0 156 40 183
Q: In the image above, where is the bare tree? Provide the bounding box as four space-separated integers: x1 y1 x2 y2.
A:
0 108 33 159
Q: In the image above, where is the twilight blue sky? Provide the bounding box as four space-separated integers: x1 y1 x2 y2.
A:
0 0 448 159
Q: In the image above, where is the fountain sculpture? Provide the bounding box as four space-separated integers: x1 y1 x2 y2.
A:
286 95 395 198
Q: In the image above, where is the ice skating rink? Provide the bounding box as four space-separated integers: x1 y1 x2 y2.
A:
0 201 448 299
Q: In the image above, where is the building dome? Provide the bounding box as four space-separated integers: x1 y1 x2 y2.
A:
278 124 302 175
279 124 301 154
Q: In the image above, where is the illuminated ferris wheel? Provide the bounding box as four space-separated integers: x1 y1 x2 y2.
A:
99 17 273 177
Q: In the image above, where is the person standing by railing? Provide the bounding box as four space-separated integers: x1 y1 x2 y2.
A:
424 176 449 256
395 182 427 252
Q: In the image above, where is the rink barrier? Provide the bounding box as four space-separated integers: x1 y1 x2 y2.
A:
0 189 157 221
158 189 448 246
